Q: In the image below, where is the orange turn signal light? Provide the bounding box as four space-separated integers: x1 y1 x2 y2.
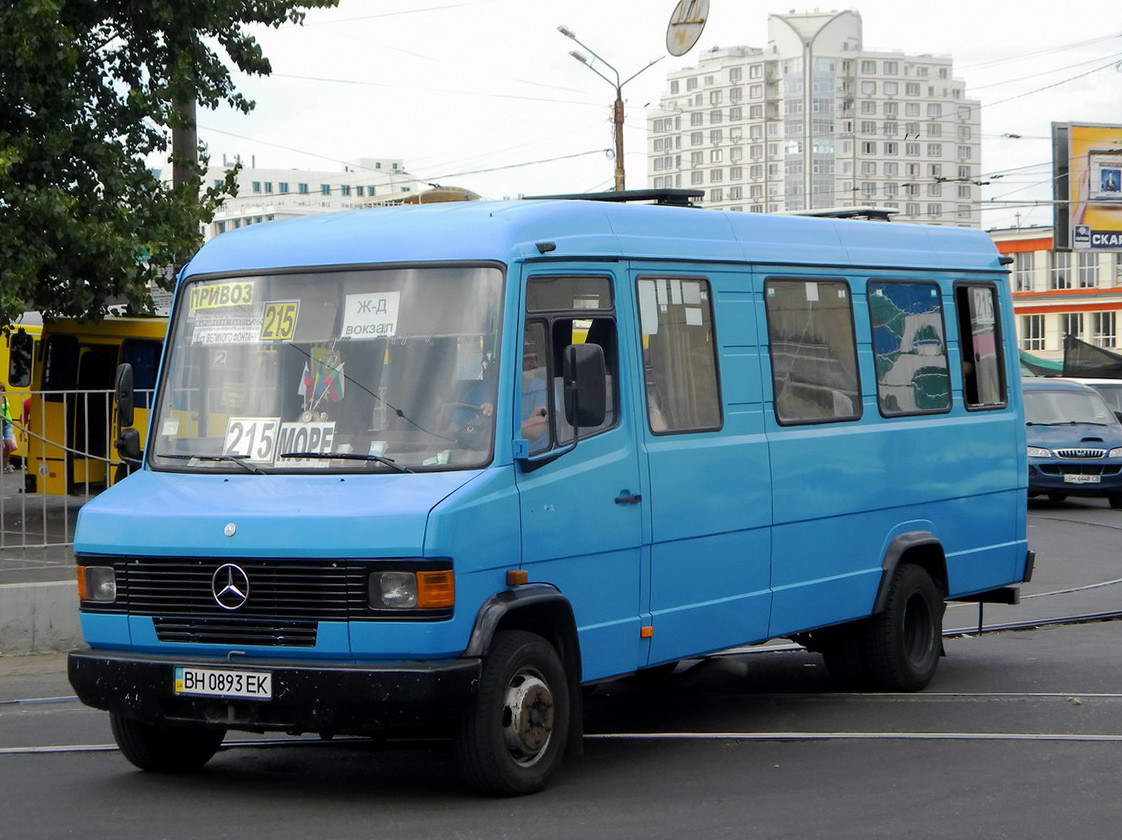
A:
416 570 455 609
506 569 529 586
76 566 88 601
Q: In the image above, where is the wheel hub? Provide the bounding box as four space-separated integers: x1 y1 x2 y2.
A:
502 673 555 765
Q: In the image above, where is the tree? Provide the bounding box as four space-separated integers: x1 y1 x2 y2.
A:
0 0 338 322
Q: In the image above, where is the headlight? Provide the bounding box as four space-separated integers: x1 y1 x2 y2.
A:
77 566 117 602
1110 447 1122 458
369 570 454 610
1026 446 1051 458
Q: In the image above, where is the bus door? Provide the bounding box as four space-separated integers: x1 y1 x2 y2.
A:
514 272 647 681
633 269 772 665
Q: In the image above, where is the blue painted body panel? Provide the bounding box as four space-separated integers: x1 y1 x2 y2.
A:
76 200 1028 686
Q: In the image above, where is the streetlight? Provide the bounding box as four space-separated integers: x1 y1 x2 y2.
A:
559 25 662 191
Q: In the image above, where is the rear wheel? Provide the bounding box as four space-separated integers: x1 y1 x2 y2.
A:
863 564 943 691
455 630 570 796
1109 495 1122 510
110 713 226 773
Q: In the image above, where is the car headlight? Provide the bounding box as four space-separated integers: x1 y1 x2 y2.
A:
77 566 117 602
1110 447 1122 458
369 569 454 610
1026 446 1051 458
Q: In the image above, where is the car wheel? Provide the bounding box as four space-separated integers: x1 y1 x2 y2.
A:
110 713 226 772
1047 492 1067 502
455 630 570 796
1109 495 1122 510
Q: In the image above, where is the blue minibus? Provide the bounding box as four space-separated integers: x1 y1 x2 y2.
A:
68 195 1032 795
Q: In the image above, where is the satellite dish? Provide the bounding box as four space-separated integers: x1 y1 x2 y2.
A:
665 0 709 57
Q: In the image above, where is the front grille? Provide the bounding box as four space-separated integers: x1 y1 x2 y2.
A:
1039 464 1122 477
78 556 453 647
153 617 318 647
1054 448 1107 459
103 558 367 620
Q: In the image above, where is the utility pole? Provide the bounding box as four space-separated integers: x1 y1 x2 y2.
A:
559 26 662 191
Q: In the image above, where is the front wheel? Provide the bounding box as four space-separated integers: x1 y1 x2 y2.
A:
1108 494 1122 510
110 713 226 773
455 630 570 796
864 564 944 691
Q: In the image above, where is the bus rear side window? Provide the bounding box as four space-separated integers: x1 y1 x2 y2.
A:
869 281 951 416
765 278 860 425
955 283 1006 409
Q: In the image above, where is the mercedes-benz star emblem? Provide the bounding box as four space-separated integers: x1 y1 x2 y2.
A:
211 563 250 611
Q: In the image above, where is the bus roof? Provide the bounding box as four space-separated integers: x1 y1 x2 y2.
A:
183 199 1004 279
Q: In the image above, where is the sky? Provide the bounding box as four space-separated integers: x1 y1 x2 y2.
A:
187 0 1122 230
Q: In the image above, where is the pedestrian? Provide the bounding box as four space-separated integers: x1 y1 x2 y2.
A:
0 384 17 472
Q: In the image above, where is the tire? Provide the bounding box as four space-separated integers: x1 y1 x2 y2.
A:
863 564 944 691
455 630 570 796
110 713 226 773
1109 495 1122 510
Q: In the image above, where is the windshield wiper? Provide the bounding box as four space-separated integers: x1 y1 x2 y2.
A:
158 453 266 475
279 452 414 473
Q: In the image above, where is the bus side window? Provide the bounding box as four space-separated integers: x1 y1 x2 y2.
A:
636 276 722 434
955 284 1006 409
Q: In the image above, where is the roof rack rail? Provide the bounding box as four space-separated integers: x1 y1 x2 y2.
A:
775 206 898 222
522 189 704 207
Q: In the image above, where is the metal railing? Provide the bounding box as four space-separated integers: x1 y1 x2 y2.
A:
0 387 152 579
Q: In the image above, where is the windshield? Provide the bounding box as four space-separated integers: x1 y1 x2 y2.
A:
151 265 504 473
1023 388 1118 426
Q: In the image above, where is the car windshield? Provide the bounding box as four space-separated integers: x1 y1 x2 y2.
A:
150 265 504 473
1023 388 1118 426
1087 383 1122 413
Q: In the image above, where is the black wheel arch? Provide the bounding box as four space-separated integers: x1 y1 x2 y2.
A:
874 531 948 614
464 583 584 758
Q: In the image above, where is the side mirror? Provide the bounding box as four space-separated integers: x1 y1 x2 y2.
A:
117 427 141 465
114 363 135 429
563 343 606 429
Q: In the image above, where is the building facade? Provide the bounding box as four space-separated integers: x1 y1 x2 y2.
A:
647 10 981 226
202 157 417 240
993 225 1122 359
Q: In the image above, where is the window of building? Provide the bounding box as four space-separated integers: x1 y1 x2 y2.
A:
636 276 721 433
927 143 943 156
958 146 972 161
710 168 724 182
709 187 723 202
861 60 877 74
264 182 273 193
710 110 723 124
1078 252 1098 288
927 123 942 137
710 129 723 145
691 170 704 185
710 90 723 105
927 203 942 216
906 82 921 96
868 281 951 415
764 278 860 425
958 184 971 199
884 81 898 96
749 64 763 79
251 181 261 193
320 184 330 195
957 125 971 141
861 161 877 176
691 132 704 146
884 182 898 196
906 143 920 156
884 122 898 137
341 185 351 196
884 142 898 156
298 183 309 194
957 284 1007 408
729 106 742 121
884 61 898 75
862 141 877 154
905 102 920 117
686 77 698 91
861 81 876 95
1013 252 1034 292
1063 312 1084 340
927 184 942 197
670 80 680 94
1051 252 1071 289
1020 314 1045 351
1093 312 1117 347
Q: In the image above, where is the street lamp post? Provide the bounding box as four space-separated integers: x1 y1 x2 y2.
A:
559 26 662 192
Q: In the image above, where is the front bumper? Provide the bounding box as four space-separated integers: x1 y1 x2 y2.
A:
68 648 481 736
1028 462 1122 497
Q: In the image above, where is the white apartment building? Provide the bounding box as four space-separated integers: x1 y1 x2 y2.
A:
201 157 418 240
648 10 982 226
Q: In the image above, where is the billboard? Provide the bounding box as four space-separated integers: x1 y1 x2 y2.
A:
1054 122 1122 251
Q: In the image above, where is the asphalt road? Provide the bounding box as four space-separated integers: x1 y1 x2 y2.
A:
1 499 1121 839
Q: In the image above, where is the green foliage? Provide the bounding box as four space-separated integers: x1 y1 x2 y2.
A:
0 0 337 322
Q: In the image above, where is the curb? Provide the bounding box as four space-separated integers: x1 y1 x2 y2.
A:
0 581 81 654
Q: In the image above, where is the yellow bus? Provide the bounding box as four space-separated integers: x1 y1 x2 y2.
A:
22 317 166 495
2 322 43 467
